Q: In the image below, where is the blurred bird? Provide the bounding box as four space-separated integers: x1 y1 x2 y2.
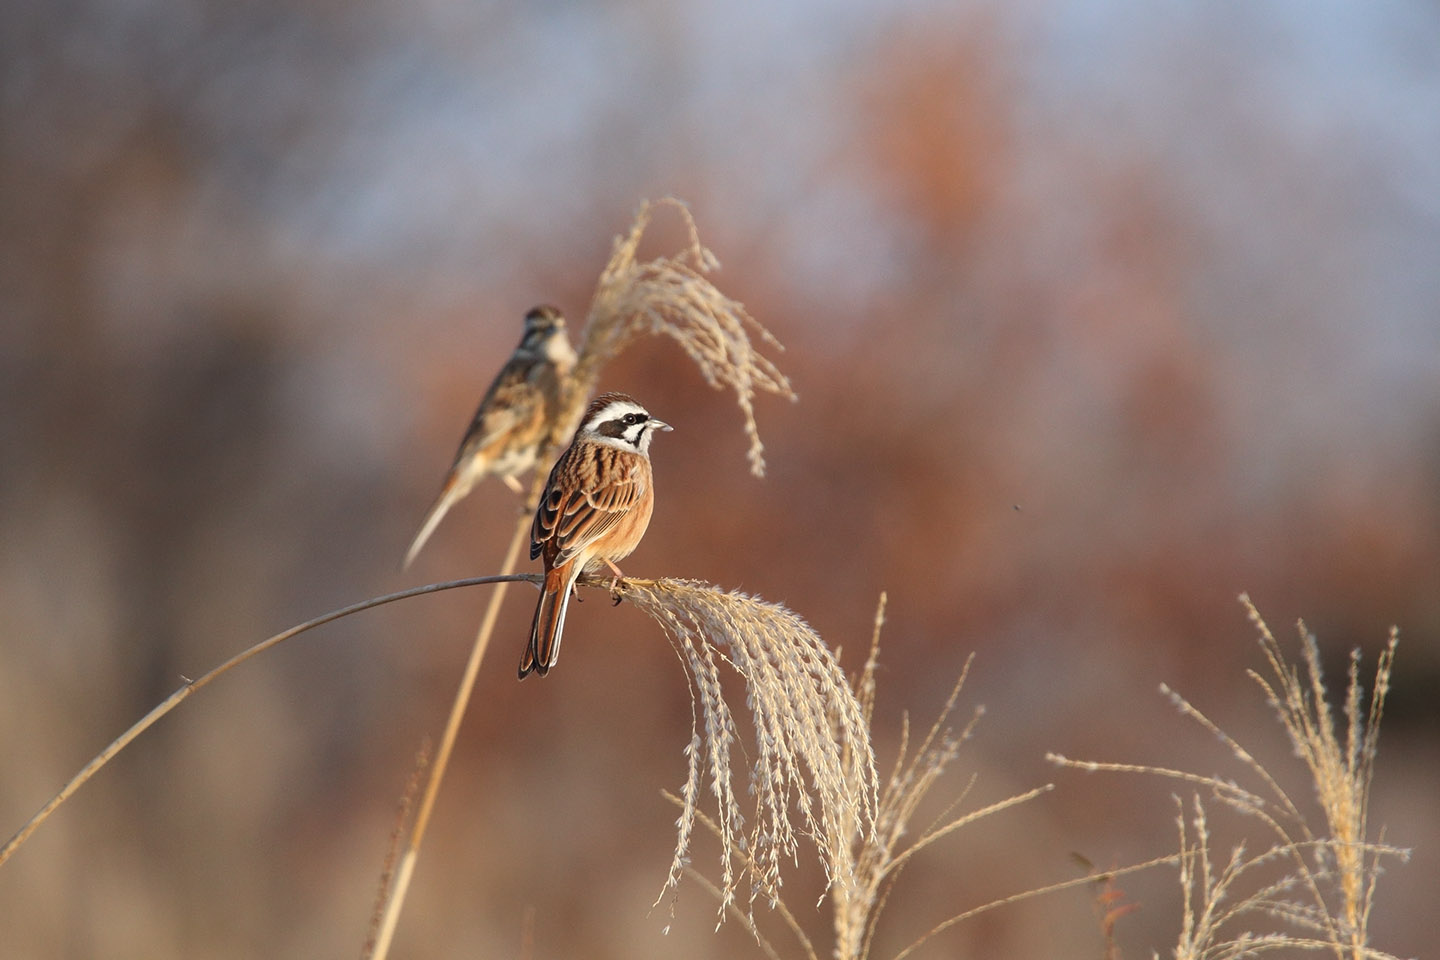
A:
404 305 577 568
520 392 671 678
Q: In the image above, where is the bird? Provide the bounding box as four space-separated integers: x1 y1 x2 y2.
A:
519 392 672 678
403 305 577 569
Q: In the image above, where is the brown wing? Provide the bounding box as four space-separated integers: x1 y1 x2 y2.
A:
531 444 646 566
453 361 544 467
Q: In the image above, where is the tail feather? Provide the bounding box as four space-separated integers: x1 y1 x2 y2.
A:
403 475 464 569
520 564 577 678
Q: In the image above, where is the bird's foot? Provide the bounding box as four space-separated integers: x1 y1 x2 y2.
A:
603 559 626 605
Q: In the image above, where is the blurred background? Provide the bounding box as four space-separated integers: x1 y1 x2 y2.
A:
3 0 1438 957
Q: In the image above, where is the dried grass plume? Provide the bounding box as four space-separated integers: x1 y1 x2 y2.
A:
562 198 795 476
617 577 879 921
1050 595 1409 960
643 590 1064 960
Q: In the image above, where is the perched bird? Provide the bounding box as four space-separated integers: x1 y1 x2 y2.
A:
520 392 672 678
404 305 577 569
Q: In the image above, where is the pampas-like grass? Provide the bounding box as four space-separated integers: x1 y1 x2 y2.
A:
653 589 1412 960
650 592 1203 960
1051 596 1409 960
619 578 879 918
560 197 795 476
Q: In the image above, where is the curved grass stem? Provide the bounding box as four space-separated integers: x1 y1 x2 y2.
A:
0 572 537 870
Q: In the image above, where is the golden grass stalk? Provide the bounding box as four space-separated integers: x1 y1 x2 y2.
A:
365 509 535 960
1050 596 1409 960
1242 596 1399 958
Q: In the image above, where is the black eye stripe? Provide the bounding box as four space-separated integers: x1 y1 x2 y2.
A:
589 406 649 436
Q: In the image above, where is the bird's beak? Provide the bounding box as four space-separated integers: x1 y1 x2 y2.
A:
651 419 673 432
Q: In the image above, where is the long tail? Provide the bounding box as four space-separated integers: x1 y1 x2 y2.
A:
520 563 578 678
402 476 464 569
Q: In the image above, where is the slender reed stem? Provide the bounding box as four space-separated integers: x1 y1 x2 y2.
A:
0 574 535 869
889 853 1181 960
367 508 534 960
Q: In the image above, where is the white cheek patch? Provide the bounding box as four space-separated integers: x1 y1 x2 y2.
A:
590 433 636 451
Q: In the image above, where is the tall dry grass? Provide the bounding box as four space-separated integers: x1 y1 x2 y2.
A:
649 593 1411 960
654 591 1162 960
1051 596 1408 960
643 589 1411 960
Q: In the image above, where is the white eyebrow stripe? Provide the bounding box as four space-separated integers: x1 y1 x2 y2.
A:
586 400 647 429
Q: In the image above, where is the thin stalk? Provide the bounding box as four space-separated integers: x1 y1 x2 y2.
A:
0 574 534 869
368 507 534 960
889 853 1182 960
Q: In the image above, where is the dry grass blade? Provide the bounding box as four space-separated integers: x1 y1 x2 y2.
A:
566 197 795 476
619 577 879 921
1046 754 1269 810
